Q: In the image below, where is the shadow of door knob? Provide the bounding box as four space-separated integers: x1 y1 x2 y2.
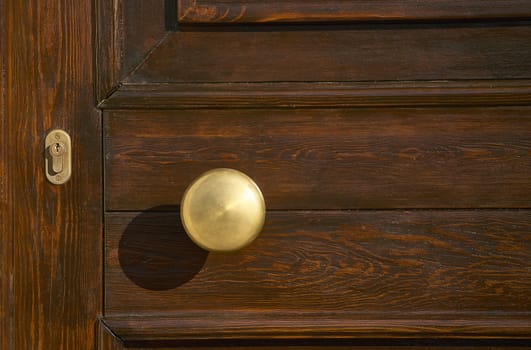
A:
180 168 266 252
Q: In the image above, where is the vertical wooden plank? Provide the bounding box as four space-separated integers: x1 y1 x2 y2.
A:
8 0 102 348
0 0 13 348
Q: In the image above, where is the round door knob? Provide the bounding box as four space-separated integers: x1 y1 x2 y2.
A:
180 168 266 252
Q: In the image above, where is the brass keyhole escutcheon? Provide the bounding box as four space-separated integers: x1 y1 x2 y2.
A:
45 130 72 185
180 168 266 252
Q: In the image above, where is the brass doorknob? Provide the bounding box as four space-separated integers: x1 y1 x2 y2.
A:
180 168 266 252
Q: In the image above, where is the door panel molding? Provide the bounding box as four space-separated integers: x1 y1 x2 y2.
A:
96 2 531 107
177 0 531 24
100 320 125 350
103 313 531 343
100 80 531 109
96 0 167 102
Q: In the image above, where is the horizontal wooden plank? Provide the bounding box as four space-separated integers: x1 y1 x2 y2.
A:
177 0 531 24
104 313 531 343
105 108 531 210
120 340 531 350
105 210 531 317
119 341 531 350
127 23 531 83
100 80 531 109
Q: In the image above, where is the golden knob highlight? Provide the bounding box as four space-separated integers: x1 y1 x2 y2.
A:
180 168 266 252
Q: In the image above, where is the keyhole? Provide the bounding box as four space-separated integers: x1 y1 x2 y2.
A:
50 142 65 156
49 142 66 173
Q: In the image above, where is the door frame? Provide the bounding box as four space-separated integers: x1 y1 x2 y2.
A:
2 0 102 348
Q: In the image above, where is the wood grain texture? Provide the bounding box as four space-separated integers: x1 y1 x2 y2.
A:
132 343 531 350
100 80 531 109
122 0 167 80
127 23 531 83
96 0 167 101
100 321 125 350
105 210 531 317
105 108 531 210
103 313 531 341
8 0 102 348
96 0 124 101
178 0 531 24
0 1 12 348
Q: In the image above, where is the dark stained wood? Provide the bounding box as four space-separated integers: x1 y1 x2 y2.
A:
121 0 167 80
100 321 125 350
96 0 167 101
127 23 531 84
101 80 531 109
8 0 102 348
105 210 531 317
97 1 531 347
104 313 531 342
178 0 531 24
127 339 529 350
0 1 12 348
105 108 531 211
96 0 124 101
134 345 531 350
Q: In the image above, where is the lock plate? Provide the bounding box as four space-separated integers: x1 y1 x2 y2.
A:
45 129 71 184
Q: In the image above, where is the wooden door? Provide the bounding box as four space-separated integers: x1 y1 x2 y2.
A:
3 1 531 349
99 1 531 348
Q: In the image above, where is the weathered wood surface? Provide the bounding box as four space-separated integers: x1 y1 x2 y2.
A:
0 1 12 348
127 23 531 83
105 108 531 210
6 0 102 348
131 344 531 350
98 1 531 348
105 210 531 315
101 80 531 109
100 321 125 350
105 312 531 343
177 0 531 24
96 0 167 101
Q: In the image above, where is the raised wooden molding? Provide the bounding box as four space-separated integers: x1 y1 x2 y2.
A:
96 0 167 102
177 0 531 24
100 80 531 109
99 320 125 350
97 1 531 107
103 312 531 344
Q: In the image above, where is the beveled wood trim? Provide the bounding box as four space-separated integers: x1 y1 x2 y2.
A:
103 312 531 342
95 0 168 102
126 25 531 84
95 0 124 102
100 80 531 109
178 0 531 24
100 320 125 350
